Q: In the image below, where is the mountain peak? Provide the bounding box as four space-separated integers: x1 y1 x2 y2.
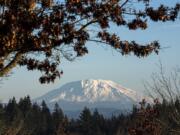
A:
35 79 151 106
34 79 152 117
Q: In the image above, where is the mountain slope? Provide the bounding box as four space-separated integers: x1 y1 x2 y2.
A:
35 79 152 113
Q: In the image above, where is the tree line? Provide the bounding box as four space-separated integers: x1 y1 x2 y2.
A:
1 96 180 135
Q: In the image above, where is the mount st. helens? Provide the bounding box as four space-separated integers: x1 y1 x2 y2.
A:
35 79 152 117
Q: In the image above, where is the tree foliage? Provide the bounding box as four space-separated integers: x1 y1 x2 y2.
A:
1 96 180 135
0 0 179 83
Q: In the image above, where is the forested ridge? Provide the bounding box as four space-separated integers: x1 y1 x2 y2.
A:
1 96 180 135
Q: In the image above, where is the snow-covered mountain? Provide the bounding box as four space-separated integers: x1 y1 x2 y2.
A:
35 79 152 117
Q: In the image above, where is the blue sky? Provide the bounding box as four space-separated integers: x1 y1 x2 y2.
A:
0 1 180 102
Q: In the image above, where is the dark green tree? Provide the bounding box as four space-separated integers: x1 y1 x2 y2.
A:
55 116 69 135
79 107 93 135
30 103 43 135
3 97 23 135
52 103 64 134
18 96 32 116
40 101 53 135
92 109 105 135
0 102 5 134
5 97 20 122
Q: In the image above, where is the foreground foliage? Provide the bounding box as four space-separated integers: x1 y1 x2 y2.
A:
1 96 180 135
0 0 180 83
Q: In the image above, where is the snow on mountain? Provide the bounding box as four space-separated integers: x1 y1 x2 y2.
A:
35 79 152 113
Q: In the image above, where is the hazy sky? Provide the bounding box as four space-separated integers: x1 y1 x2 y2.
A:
0 1 180 102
